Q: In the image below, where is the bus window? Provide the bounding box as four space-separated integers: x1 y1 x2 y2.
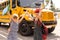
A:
0 1 9 11
12 0 16 8
6 1 9 6
17 0 21 6
0 3 6 10
20 0 44 8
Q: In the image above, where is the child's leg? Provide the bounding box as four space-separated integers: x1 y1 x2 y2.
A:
7 31 13 40
12 31 18 40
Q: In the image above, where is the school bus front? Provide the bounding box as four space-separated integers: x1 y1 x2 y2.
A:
0 0 57 36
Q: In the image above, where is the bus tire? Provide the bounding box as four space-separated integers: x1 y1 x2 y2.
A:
18 20 32 36
48 27 55 33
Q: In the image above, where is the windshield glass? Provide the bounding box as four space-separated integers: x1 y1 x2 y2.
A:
17 0 44 8
0 1 9 11
12 0 16 8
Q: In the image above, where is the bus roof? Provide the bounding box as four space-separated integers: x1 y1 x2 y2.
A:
0 0 8 4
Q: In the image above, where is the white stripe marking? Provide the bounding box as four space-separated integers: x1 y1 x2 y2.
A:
18 38 23 40
0 34 7 38
0 31 8 34
0 31 23 40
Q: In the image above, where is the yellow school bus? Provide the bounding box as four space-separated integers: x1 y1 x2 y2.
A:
0 0 57 36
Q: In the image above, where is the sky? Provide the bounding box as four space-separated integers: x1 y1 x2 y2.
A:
52 0 60 8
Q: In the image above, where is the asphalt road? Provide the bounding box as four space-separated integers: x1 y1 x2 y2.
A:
0 19 60 40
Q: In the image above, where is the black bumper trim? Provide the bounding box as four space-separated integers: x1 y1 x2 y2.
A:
42 21 57 25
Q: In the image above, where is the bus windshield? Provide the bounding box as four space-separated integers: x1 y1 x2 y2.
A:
17 0 44 8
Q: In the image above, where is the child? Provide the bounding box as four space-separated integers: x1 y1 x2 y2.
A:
34 8 48 40
7 12 26 40
34 12 43 40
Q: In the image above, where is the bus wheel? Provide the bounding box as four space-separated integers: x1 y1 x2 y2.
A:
18 20 32 36
48 27 55 33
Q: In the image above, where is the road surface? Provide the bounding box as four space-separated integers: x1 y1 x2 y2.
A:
0 19 60 40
